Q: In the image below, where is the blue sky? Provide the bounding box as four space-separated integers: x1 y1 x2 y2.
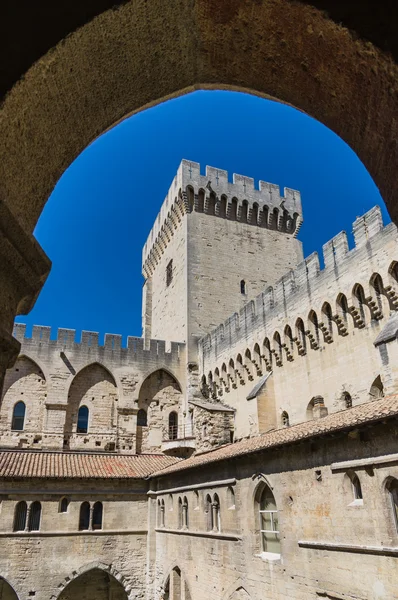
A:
17 90 388 343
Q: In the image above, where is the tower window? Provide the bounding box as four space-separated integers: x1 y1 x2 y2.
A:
166 260 173 286
240 280 246 294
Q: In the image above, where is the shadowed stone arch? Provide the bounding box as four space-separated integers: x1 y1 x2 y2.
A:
64 362 118 447
0 355 47 444
51 562 134 600
0 577 20 600
1 0 398 239
137 369 183 453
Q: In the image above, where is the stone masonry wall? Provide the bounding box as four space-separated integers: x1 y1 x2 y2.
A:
200 208 398 439
152 420 398 600
0 326 186 453
0 479 149 600
187 211 303 341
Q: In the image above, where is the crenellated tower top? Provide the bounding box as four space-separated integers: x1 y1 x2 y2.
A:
142 160 303 277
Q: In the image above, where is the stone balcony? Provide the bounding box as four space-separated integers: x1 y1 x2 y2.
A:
161 425 196 458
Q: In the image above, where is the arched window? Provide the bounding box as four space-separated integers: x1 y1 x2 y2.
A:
369 375 384 399
258 484 280 554
28 501 41 531
182 496 189 529
78 501 90 531
59 497 69 513
178 497 183 530
137 409 147 427
281 411 289 427
227 486 235 510
169 411 178 440
92 501 103 530
240 279 246 295
387 478 398 532
11 401 26 431
220 195 227 218
13 501 27 531
351 474 363 501
77 405 89 433
205 494 213 531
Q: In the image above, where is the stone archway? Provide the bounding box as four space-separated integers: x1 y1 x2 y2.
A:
52 563 133 600
0 578 19 600
1 0 398 382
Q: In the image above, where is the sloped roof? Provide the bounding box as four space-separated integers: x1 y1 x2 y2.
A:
246 372 272 400
0 451 180 480
374 313 398 346
152 395 398 477
189 399 235 412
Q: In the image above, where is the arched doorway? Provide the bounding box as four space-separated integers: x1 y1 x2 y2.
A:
57 568 128 600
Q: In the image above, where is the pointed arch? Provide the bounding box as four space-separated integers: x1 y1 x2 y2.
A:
321 301 334 341
52 564 130 600
295 318 306 354
1 355 47 440
0 578 20 600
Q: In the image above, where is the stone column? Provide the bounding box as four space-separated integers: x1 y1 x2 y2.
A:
0 201 51 393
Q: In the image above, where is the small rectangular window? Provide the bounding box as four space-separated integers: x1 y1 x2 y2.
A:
166 260 173 287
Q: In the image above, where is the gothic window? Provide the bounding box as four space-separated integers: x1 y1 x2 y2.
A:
387 478 398 532
205 494 213 531
169 411 178 440
11 401 26 431
59 497 69 513
92 501 103 530
178 497 183 529
77 405 89 433
258 484 280 555
369 375 384 399
13 501 27 531
351 474 363 501
183 496 189 529
227 486 235 510
78 501 90 531
28 501 41 531
137 409 147 427
166 259 173 287
240 280 246 295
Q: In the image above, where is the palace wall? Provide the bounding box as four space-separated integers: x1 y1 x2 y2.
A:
199 207 398 439
0 326 186 453
152 419 398 600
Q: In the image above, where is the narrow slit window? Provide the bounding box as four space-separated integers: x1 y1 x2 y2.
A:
240 280 246 295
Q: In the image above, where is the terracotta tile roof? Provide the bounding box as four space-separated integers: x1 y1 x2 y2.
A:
152 395 398 477
0 451 180 480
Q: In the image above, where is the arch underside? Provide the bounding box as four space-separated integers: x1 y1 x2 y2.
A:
1 0 398 239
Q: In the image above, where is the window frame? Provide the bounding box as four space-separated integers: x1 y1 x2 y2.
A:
11 401 26 431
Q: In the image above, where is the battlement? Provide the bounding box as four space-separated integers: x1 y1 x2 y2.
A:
142 159 303 276
13 324 184 361
199 206 395 360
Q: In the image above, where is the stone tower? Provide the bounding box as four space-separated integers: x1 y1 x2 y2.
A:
142 159 304 356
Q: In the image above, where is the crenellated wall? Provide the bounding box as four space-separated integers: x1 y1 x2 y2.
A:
0 325 186 453
142 159 303 278
199 206 398 438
